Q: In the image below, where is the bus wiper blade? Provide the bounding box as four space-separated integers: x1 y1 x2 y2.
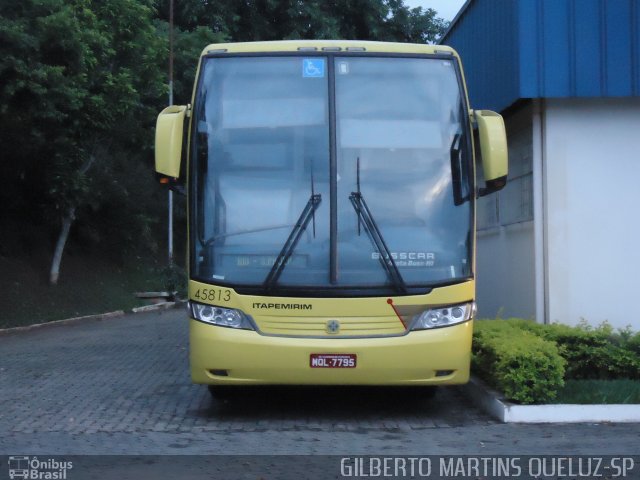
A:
263 194 322 291
349 191 407 294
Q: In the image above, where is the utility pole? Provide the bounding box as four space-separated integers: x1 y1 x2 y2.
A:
168 0 174 265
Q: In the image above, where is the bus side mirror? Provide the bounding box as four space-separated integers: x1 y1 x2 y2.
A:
155 105 187 179
474 109 508 197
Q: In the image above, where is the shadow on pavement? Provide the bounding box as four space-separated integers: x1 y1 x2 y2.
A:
190 385 472 423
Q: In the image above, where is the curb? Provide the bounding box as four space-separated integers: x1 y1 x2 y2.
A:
0 301 185 336
132 301 178 313
464 376 640 423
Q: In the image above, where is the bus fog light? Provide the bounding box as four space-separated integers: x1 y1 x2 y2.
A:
190 301 255 330
410 302 475 331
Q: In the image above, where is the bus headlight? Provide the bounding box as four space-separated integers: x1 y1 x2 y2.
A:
409 302 475 331
190 301 255 330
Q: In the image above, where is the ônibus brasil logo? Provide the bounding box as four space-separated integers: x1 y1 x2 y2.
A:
8 456 73 480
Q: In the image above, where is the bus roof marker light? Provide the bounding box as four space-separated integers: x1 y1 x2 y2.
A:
321 47 342 51
297 47 318 51
346 47 366 52
207 49 228 54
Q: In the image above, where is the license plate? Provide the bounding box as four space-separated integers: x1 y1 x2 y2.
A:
309 353 357 368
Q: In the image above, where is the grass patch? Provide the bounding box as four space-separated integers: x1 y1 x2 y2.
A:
553 379 640 404
0 249 182 328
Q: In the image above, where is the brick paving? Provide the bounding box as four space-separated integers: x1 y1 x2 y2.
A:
0 308 489 434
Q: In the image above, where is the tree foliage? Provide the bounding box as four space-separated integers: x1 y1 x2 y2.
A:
155 21 225 105
0 0 166 244
157 0 448 44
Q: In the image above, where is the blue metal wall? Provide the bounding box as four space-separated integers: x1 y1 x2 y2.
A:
441 0 640 112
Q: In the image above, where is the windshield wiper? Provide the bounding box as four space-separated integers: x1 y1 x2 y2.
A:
349 158 407 294
263 193 322 291
450 131 469 206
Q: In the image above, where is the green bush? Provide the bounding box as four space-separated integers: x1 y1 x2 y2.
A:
473 321 566 404
489 319 640 380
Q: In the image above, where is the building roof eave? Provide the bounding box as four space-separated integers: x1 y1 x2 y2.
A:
438 0 474 45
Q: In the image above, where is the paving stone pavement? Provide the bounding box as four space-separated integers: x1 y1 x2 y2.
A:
0 309 639 457
0 308 490 434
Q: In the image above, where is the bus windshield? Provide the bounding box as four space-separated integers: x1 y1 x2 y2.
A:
191 55 473 295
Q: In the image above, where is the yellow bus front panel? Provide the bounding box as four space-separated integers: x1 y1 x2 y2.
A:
190 319 472 385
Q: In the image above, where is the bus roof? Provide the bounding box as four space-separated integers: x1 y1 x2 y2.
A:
201 40 458 59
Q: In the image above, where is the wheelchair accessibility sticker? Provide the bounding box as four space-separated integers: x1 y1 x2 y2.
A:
302 58 325 78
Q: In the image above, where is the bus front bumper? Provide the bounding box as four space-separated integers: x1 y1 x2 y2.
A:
190 319 472 385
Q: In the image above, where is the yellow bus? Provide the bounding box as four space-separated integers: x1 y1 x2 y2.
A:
155 40 507 397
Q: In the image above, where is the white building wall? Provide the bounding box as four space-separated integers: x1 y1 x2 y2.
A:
544 98 640 330
476 105 536 319
476 223 535 319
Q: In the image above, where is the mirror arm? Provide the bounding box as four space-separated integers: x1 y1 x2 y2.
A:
158 174 186 196
170 184 186 196
477 175 508 197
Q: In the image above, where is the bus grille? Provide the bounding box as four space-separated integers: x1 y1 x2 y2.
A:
254 316 406 337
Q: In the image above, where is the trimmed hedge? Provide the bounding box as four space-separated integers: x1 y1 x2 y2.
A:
472 319 640 404
473 321 566 404
493 319 640 380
